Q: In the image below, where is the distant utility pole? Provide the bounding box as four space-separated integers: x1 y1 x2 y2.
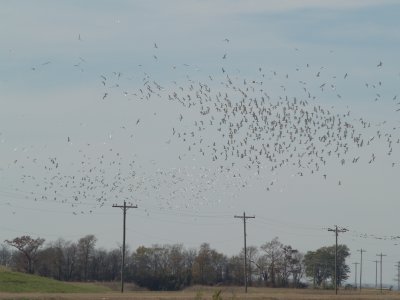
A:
312 261 317 288
357 248 366 291
376 253 386 293
234 212 255 293
372 260 379 289
327 225 348 295
395 261 400 291
352 262 359 289
113 201 138 293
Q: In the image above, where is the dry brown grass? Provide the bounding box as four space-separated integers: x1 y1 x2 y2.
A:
0 286 399 300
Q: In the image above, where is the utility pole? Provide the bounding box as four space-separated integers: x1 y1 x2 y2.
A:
234 212 255 293
357 248 366 291
313 262 316 289
372 260 379 289
395 261 400 291
376 253 386 293
352 262 359 289
113 201 138 293
327 225 348 295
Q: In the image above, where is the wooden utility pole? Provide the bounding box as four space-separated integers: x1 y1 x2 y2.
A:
372 260 379 289
327 225 348 294
313 262 316 288
352 262 359 289
357 248 366 291
395 261 400 291
376 253 386 293
234 212 255 293
113 201 137 293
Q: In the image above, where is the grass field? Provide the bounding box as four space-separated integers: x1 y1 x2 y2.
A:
0 286 399 300
0 287 400 300
1 268 399 299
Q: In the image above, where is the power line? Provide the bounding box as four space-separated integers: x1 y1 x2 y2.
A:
112 201 137 293
234 211 255 294
255 215 324 232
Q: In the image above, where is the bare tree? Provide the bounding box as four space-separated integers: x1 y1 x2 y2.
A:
77 234 97 281
291 251 305 287
253 255 269 285
64 241 78 281
0 244 13 267
4 235 45 274
260 237 283 287
280 245 297 287
42 238 69 280
191 243 226 285
241 246 258 286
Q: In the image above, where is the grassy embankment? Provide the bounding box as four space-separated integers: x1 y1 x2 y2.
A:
0 266 110 293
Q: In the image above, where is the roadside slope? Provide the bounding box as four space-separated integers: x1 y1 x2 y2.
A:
0 267 110 293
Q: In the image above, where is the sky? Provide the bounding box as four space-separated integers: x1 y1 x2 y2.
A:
1 0 400 286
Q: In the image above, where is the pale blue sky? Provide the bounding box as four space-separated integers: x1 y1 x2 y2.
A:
1 0 400 285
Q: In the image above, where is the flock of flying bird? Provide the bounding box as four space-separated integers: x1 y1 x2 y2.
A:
94 41 399 183
3 40 400 242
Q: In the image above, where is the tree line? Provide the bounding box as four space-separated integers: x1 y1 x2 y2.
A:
0 235 350 290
